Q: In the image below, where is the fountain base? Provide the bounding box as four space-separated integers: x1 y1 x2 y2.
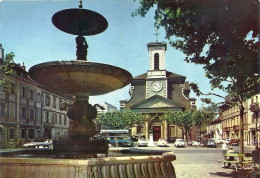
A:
0 152 176 177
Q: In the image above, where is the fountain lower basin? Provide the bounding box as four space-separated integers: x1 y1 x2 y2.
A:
0 152 176 177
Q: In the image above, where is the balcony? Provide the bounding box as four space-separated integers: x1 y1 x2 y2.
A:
250 102 260 112
233 125 239 131
223 127 231 132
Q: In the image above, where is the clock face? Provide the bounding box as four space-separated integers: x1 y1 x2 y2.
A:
151 81 163 92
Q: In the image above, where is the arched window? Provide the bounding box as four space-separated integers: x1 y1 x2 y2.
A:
154 53 159 70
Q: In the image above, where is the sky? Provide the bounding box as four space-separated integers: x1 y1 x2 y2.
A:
0 0 225 109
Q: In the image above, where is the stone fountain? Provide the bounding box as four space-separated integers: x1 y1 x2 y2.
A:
0 1 176 177
28 1 132 158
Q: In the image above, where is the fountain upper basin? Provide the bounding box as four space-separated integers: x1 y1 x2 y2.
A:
28 60 132 96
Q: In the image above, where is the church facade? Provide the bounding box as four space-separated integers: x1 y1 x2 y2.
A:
120 41 196 141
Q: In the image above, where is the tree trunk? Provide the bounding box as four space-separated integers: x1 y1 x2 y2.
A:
239 103 245 154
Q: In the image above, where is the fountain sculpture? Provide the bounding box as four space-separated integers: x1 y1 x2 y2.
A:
0 1 176 177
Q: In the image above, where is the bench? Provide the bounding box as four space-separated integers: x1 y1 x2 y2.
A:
218 153 248 171
218 159 240 171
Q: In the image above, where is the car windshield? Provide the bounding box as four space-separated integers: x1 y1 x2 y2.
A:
176 139 184 142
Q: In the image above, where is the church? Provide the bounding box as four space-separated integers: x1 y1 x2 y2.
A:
120 41 196 141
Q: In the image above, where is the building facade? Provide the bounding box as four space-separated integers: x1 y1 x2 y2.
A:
120 41 196 141
207 94 260 147
0 47 74 148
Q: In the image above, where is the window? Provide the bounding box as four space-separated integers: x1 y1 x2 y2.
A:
9 128 15 139
52 113 57 124
22 87 27 98
30 109 34 120
64 115 67 126
22 107 26 119
154 53 159 70
28 129 34 139
53 97 57 108
21 129 26 139
0 103 5 116
37 92 41 102
10 83 15 95
45 95 50 106
46 112 49 123
59 115 62 125
30 90 34 100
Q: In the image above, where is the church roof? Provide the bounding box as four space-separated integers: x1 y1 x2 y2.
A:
134 71 186 80
130 94 185 113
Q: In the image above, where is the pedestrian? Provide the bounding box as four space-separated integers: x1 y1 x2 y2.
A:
221 142 228 157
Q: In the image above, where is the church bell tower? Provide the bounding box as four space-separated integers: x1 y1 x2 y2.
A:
146 42 168 99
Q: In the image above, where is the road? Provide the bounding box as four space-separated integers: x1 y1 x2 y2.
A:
110 144 256 178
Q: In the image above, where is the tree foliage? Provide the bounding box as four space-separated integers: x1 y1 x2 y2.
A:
134 0 259 153
98 111 145 129
0 52 15 92
160 110 215 141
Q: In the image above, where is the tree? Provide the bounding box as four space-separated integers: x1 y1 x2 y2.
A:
160 111 187 142
134 0 259 154
0 52 15 92
98 111 145 130
193 109 215 141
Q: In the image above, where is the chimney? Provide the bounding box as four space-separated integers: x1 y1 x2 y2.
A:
0 44 4 65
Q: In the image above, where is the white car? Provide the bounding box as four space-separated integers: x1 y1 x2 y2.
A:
224 139 231 144
22 141 53 149
175 139 186 147
137 138 148 147
157 138 168 147
192 141 200 146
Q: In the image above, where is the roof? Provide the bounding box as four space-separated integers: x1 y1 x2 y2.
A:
130 94 185 113
133 71 186 80
211 116 222 124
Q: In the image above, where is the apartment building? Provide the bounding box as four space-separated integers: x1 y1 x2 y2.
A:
0 61 74 148
207 94 260 147
247 94 260 147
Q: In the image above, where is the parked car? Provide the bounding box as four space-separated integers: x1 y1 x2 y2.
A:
207 139 216 148
200 139 208 147
168 137 177 143
224 139 231 144
22 140 53 149
230 139 239 146
137 138 148 147
175 139 186 147
192 141 200 146
157 138 168 147
107 137 134 147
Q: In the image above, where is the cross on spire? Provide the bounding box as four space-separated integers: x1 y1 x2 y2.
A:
154 29 160 42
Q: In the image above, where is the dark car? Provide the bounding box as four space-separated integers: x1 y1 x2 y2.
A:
207 139 216 148
107 137 134 147
230 139 239 146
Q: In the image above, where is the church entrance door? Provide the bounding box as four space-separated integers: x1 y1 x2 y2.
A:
153 126 161 141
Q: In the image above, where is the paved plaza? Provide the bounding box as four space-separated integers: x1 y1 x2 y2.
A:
110 144 255 178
